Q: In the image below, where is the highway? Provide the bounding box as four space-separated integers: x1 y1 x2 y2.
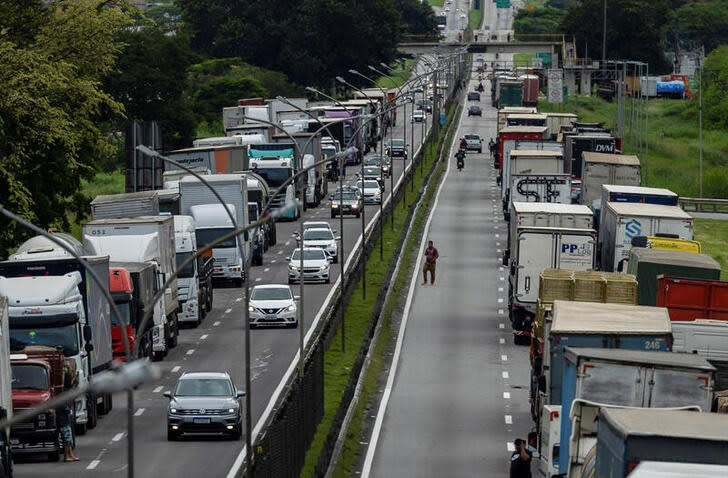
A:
432 0 470 42
362 55 532 477
14 65 438 477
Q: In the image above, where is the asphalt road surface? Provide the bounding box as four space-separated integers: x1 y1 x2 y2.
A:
14 64 439 478
432 0 469 42
362 62 532 477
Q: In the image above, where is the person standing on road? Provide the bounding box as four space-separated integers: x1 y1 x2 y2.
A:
59 363 79 462
422 240 439 285
510 438 532 478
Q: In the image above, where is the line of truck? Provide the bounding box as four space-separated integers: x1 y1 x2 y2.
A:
486 96 728 477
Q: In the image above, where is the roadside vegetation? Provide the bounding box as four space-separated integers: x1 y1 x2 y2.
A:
300 103 458 477
375 59 416 90
694 219 728 281
469 0 483 30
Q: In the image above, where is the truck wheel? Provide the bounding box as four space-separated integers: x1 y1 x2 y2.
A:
87 397 98 430
331 211 336 218
153 351 165 362
169 314 179 348
355 212 360 218
76 421 87 436
48 448 61 462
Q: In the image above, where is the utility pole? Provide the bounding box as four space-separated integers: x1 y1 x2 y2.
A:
602 0 607 65
699 47 704 198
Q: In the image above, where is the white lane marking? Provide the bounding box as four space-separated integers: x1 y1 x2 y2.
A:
235 298 242 302
495 234 500 238
277 250 283 255
87 460 101 470
500 276 505 281
499 267 504 272
500 338 506 344
504 392 511 399
200 334 209 340
213 321 221 327
264 268 270 272
112 432 125 442
498 298 504 303
360 95 463 478
134 408 145 417
499 323 505 329
285 240 291 246
502 371 509 379
255 277 261 282
271 260 277 264
501 355 508 362
171 366 181 373
153 386 163 393
507 442 516 452
186 349 195 355
496 242 501 246
498 287 504 292
505 415 513 425
498 309 504 314
225 308 232 314
496 249 501 253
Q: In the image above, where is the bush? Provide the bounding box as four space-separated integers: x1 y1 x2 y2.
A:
702 168 728 199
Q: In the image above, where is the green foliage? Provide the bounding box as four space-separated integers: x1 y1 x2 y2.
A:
514 5 565 35
694 219 728 281
561 0 673 72
674 0 728 54
0 0 133 257
702 46 728 130
396 0 439 34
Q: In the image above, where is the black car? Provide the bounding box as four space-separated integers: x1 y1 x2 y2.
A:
330 190 363 218
386 139 408 159
359 166 385 191
165 372 245 440
467 91 481 101
416 99 433 113
468 106 482 117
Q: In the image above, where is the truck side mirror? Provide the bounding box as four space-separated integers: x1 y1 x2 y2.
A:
83 324 93 343
617 258 627 272
236 390 246 398
85 342 94 353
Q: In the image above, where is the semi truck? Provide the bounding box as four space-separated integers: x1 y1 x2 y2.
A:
0 297 13 477
625 249 721 305
496 126 550 178
596 185 679 230
0 271 112 435
245 172 277 249
173 216 214 325
599 203 694 272
502 149 565 218
9 346 68 461
179 174 251 283
672 320 728 392
109 263 156 361
83 216 179 360
272 132 328 208
508 227 596 343
163 144 247 175
247 144 298 220
565 134 617 178
580 153 641 207
556 348 715 478
0 249 114 430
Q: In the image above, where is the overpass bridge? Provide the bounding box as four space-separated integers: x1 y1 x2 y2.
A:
398 41 562 58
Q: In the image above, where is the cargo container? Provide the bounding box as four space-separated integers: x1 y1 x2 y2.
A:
90 191 160 220
599 203 694 272
595 409 728 477
672 320 728 391
546 113 578 139
626 249 720 305
163 144 247 174
580 153 641 207
565 135 617 178
657 276 728 322
506 113 547 128
508 228 597 343
629 462 728 478
496 126 550 177
519 74 540 106
502 149 565 217
546 301 672 406
597 185 679 230
497 78 523 108
0 297 12 476
497 107 538 132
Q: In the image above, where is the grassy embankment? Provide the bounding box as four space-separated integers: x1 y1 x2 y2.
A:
469 0 483 30
694 219 728 281
300 103 458 477
375 59 415 90
428 0 445 7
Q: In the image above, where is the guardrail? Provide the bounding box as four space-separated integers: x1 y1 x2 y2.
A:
679 197 728 213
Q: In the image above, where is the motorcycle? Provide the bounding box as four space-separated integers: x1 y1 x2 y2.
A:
457 157 464 171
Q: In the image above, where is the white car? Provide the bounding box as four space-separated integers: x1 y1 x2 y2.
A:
411 110 426 123
301 228 339 263
355 179 382 204
302 221 335 235
248 285 298 328
288 248 330 283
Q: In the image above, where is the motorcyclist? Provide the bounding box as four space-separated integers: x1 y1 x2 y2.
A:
455 149 466 171
459 137 467 150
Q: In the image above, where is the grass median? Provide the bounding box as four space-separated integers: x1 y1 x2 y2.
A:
694 218 728 281
469 2 483 30
300 103 459 477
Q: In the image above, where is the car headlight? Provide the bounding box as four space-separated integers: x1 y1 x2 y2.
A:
290 265 299 271
248 306 255 313
287 304 296 312
352 204 358 209
332 203 339 208
228 408 236 414
170 408 178 414
319 265 328 270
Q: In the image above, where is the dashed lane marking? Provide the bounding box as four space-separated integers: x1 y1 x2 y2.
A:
87 460 101 470
134 408 145 417
112 432 125 442
255 277 262 282
507 442 516 452
225 308 232 314
235 298 242 302
171 366 181 373
501 355 508 362
200 334 208 340
186 349 195 355
502 371 509 379
213 321 221 327
505 415 513 425
503 392 511 399
153 386 163 393
500 338 505 344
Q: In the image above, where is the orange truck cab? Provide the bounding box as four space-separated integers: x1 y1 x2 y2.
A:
9 346 66 461
109 267 137 362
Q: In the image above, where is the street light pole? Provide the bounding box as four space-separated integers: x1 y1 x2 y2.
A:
602 0 607 65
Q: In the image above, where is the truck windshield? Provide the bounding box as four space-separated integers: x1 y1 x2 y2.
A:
10 324 79 357
255 168 291 188
11 364 49 391
248 204 259 222
176 252 195 278
110 301 132 326
196 228 236 249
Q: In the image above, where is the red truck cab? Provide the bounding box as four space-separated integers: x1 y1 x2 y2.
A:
109 267 136 361
10 346 66 461
496 126 550 179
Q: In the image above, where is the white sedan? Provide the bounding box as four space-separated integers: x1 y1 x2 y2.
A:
355 179 382 204
301 228 339 263
248 284 298 328
288 248 330 284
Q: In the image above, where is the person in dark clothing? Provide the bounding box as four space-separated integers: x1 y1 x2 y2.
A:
59 365 79 462
510 438 532 478
422 241 439 285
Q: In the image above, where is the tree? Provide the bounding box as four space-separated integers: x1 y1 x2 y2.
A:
701 46 728 130
514 5 565 35
0 0 133 256
104 23 200 150
561 0 673 73
674 0 728 54
395 0 438 34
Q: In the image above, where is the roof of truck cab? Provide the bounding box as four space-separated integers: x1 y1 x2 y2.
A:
511 202 592 215
85 216 172 225
606 202 692 218
509 149 562 157
600 408 728 441
546 112 578 118
583 152 640 165
551 300 671 335
629 248 721 270
179 174 245 184
0 273 82 306
499 107 538 114
631 462 728 477
563 347 715 370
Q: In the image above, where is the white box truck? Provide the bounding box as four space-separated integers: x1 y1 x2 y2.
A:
83 216 178 360
179 174 250 284
580 152 641 207
672 320 728 391
508 226 596 343
0 297 13 476
506 202 593 266
503 149 565 218
173 216 214 327
599 202 693 272
90 190 160 219
597 185 678 230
